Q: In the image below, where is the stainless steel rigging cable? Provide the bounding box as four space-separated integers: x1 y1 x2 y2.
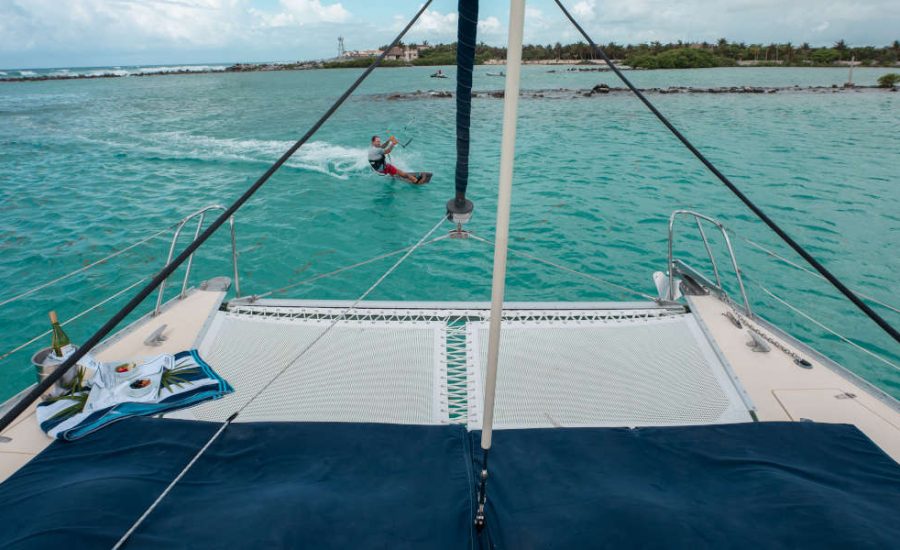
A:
0 0 437 434
0 225 174 310
112 214 447 549
553 0 899 344
467 233 656 301
0 277 149 362
743 238 900 315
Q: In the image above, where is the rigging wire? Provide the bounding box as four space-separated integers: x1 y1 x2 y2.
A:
757 284 900 373
553 0 899 344
0 0 438 435
467 233 656 301
0 276 149 363
249 234 450 301
0 225 173 310
112 214 447 548
743 238 899 315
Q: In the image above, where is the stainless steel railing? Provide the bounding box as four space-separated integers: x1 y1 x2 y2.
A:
154 205 240 315
667 210 751 315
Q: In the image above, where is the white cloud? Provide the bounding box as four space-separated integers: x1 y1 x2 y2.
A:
400 9 504 42
272 0 350 25
252 0 350 29
400 8 457 38
0 0 355 66
478 16 502 35
2 0 898 68
572 0 597 21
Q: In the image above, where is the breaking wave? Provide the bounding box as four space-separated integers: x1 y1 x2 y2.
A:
3 65 228 79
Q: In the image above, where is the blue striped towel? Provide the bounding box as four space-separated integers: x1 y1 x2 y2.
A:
36 350 232 441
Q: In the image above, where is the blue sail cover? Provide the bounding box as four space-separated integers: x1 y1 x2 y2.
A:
0 418 476 549
0 419 898 548
473 422 900 548
455 0 478 198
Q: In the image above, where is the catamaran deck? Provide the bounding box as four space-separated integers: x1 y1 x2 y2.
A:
180 300 753 428
4 289 899 487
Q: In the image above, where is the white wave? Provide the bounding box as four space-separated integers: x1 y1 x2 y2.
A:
86 69 129 77
133 65 227 75
17 65 229 79
0 71 7 76
138 133 412 180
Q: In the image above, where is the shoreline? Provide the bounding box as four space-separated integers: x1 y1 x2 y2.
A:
2 61 898 84
379 84 895 100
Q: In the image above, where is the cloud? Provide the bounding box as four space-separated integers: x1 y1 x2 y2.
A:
523 0 898 47
399 9 505 42
251 1 349 29
2 0 898 68
572 0 596 21
478 16 502 35
0 0 355 66
413 8 457 34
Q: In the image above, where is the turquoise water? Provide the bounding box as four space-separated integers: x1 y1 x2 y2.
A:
1 65 898 402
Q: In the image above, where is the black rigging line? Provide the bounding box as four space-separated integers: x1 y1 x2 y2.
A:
553 0 899 344
0 0 437 434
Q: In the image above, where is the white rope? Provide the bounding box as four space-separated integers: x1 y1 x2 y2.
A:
468 233 656 301
758 284 900 373
252 234 450 300
0 277 149 362
0 225 174 310
745 238 900 315
112 214 447 547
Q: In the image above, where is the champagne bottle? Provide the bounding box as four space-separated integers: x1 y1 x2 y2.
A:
49 310 71 357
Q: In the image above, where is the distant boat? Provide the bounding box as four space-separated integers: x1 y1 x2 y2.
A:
430 71 448 78
486 71 505 77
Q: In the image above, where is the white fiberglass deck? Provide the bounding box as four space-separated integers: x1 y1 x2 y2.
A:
185 301 753 428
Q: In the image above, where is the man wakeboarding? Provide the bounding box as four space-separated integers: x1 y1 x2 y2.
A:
368 135 426 184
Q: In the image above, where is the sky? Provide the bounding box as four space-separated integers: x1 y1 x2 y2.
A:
1 0 897 69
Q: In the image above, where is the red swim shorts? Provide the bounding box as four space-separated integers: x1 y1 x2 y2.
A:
382 163 399 176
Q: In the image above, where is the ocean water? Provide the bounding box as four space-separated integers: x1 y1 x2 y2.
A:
1 65 898 403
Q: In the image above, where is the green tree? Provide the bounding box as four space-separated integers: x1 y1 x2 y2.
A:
716 38 728 54
877 73 900 88
834 39 848 60
811 48 840 64
627 48 733 69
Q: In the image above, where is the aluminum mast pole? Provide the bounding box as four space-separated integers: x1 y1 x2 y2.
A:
474 0 525 530
481 0 525 453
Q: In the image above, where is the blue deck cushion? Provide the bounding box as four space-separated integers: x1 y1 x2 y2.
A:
2 419 899 548
0 418 476 549
472 422 900 549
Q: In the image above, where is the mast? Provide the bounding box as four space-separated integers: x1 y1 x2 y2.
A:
475 0 525 530
446 0 478 228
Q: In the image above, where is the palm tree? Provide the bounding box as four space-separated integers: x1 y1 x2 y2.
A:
750 45 760 61
717 38 728 55
834 39 847 60
784 42 794 63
